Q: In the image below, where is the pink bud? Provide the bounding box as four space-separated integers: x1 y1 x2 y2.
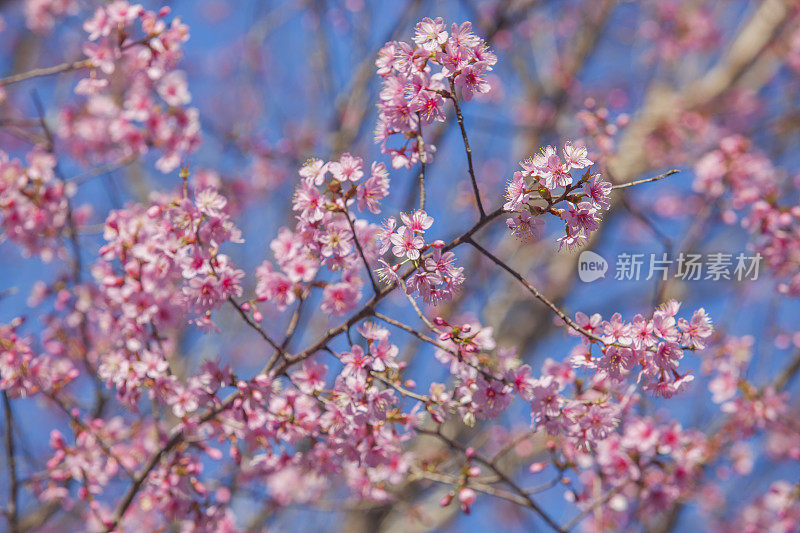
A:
465 447 475 458
459 488 476 514
432 239 445 248
253 310 263 322
529 462 547 473
439 493 453 507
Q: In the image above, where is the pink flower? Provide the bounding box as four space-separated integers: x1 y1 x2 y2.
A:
157 71 191 106
597 346 637 381
293 360 327 394
531 377 563 421
321 281 360 316
83 7 112 40
255 263 296 311
83 42 116 74
399 210 434 232
293 182 326 222
299 158 329 186
436 41 467 76
506 210 544 241
679 308 713 349
389 226 424 260
583 174 612 210
449 22 480 49
414 17 448 51
524 145 571 189
376 259 400 285
454 62 491 101
375 42 397 76
329 153 364 182
340 345 373 377
561 201 601 235
409 90 445 124
377 217 397 255
370 338 398 371
563 141 593 170
503 171 529 212
356 162 390 214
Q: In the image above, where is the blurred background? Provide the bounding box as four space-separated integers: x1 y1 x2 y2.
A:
1 0 800 531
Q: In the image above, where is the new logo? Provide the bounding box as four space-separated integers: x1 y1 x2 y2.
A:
578 250 608 282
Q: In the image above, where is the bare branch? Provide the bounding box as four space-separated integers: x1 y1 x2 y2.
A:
447 78 486 219
611 170 679 190
0 59 93 87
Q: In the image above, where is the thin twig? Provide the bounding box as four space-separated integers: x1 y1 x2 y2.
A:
68 156 137 185
228 297 289 362
3 392 19 533
611 169 679 190
280 291 308 350
562 480 629 531
412 468 532 508
398 278 438 331
0 59 93 87
447 78 486 219
416 118 427 210
417 426 565 532
467 238 609 345
343 207 379 294
373 311 447 352
773 348 800 392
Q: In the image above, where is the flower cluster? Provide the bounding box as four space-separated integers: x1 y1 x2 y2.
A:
0 317 78 398
640 0 720 63
429 318 516 426
564 415 709 529
45 412 236 531
695 136 800 296
504 141 611 249
3 5 799 532
58 1 198 172
576 99 630 157
256 155 388 316
375 18 496 168
212 324 411 506
93 185 243 404
377 210 465 304
0 148 75 261
567 302 713 398
725 480 800 533
24 0 78 33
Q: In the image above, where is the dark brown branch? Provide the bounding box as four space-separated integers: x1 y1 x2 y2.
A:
447 78 486 219
343 207 379 294
3 392 19 533
467 238 608 345
228 297 289 363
